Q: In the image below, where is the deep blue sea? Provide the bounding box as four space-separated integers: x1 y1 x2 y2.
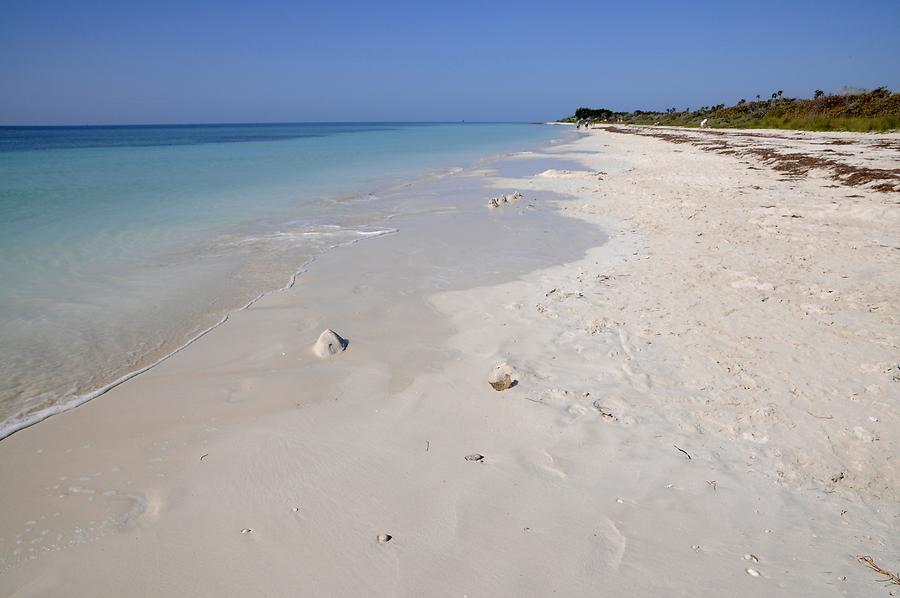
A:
0 122 562 437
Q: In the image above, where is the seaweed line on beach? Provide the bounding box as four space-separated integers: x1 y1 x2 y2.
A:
857 555 900 586
602 126 900 193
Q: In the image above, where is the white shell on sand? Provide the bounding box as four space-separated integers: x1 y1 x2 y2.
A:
313 329 348 358
488 363 518 391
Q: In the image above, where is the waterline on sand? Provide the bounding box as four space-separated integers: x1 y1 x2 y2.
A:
0 122 568 438
0 225 401 440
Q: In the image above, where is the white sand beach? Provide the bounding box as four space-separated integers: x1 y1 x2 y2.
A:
1 127 898 597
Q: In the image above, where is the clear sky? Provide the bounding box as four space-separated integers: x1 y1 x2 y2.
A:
1 0 899 125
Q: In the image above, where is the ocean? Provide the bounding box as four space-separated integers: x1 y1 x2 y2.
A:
0 122 563 438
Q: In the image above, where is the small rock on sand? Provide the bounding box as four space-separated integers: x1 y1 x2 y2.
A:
465 454 485 462
377 534 392 544
487 191 524 208
313 329 348 358
488 363 518 391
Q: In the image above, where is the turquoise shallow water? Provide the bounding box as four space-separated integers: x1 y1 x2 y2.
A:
0 122 563 437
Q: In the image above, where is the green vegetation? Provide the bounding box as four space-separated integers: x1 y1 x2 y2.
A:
561 87 900 132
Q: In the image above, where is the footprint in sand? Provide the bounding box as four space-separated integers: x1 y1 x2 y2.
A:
525 448 567 479
565 404 589 420
587 517 627 571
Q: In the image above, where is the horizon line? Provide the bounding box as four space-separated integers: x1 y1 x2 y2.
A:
0 119 549 129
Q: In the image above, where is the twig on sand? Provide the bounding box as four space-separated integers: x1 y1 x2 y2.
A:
807 411 834 420
200 453 209 461
673 444 692 460
857 555 900 585
425 441 430 453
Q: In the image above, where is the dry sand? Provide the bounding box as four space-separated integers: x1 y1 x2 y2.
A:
1 126 898 597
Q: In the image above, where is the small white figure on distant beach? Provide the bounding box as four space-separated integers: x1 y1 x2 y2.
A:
700 118 709 128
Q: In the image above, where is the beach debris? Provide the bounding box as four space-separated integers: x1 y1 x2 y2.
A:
313 329 348 358
691 544 702 552
673 444 693 460
707 480 718 492
488 363 518 391
465 453 485 463
592 400 617 420
487 191 524 208
745 568 760 577
857 555 900 585
241 528 253 534
377 534 393 544
743 554 759 563
291 507 300 513
199 453 209 461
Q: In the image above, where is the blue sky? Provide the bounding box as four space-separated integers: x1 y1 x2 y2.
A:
1 0 898 125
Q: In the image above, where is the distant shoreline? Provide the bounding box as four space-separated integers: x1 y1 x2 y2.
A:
561 87 900 132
